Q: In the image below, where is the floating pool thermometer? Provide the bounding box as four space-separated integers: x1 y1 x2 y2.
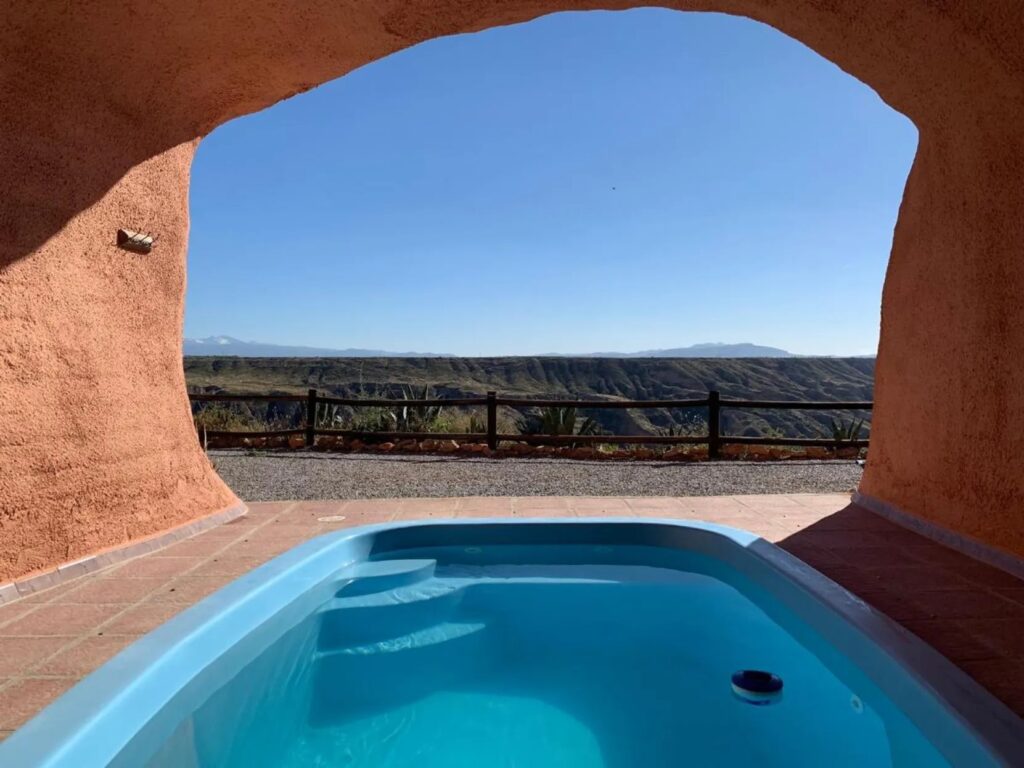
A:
731 670 783 705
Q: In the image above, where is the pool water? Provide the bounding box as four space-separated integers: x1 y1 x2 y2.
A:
153 546 948 767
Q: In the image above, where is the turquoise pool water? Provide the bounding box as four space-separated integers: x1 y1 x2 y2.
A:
3 523 1019 767
154 547 947 767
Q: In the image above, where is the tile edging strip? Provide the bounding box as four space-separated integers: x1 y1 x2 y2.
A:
0 501 249 606
853 490 1024 581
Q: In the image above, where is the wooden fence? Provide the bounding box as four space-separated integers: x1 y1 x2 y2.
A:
189 390 871 459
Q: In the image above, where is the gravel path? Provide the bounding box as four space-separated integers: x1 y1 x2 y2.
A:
210 451 863 501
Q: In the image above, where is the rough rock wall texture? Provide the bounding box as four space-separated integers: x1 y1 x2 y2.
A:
1 1 1023 579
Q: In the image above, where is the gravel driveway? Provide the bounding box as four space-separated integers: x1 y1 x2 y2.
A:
210 451 863 501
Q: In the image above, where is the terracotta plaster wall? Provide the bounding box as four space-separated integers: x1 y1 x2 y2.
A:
2 1 1024 579
0 129 241 579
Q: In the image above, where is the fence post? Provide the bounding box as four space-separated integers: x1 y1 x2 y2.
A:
708 390 721 460
305 388 317 447
486 391 497 450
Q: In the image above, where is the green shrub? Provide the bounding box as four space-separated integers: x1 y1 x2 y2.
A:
517 405 600 437
192 404 270 432
827 417 867 442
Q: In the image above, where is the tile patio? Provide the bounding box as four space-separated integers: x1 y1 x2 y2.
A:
2 494 1023 740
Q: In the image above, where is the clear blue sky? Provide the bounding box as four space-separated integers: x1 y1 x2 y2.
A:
185 9 917 356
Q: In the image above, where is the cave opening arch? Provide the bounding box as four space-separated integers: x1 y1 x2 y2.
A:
3 1 1023 580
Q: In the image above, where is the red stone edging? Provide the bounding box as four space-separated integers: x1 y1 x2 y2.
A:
204 434 863 463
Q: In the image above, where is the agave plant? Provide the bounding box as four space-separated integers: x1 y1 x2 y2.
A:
344 379 400 432
828 417 867 442
315 401 344 429
517 405 600 437
390 384 444 432
656 420 707 438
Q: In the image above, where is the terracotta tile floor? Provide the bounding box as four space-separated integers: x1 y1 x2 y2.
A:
2 493 1024 741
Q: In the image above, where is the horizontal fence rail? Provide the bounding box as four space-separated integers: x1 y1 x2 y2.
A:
189 388 872 458
200 428 306 440
317 395 487 408
719 398 873 410
313 430 485 442
495 397 712 409
189 393 309 403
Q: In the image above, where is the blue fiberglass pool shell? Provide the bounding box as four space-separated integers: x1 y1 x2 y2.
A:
1 519 1022 767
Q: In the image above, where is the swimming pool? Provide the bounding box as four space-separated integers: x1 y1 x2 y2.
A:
1 520 1021 766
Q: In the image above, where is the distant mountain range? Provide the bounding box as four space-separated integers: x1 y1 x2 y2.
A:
560 343 793 358
183 336 453 358
184 337 797 358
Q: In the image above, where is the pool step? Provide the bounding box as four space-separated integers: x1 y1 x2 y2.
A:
312 619 493 718
335 558 437 597
318 620 486 658
318 580 465 649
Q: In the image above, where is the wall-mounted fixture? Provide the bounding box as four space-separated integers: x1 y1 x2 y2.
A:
116 229 157 254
